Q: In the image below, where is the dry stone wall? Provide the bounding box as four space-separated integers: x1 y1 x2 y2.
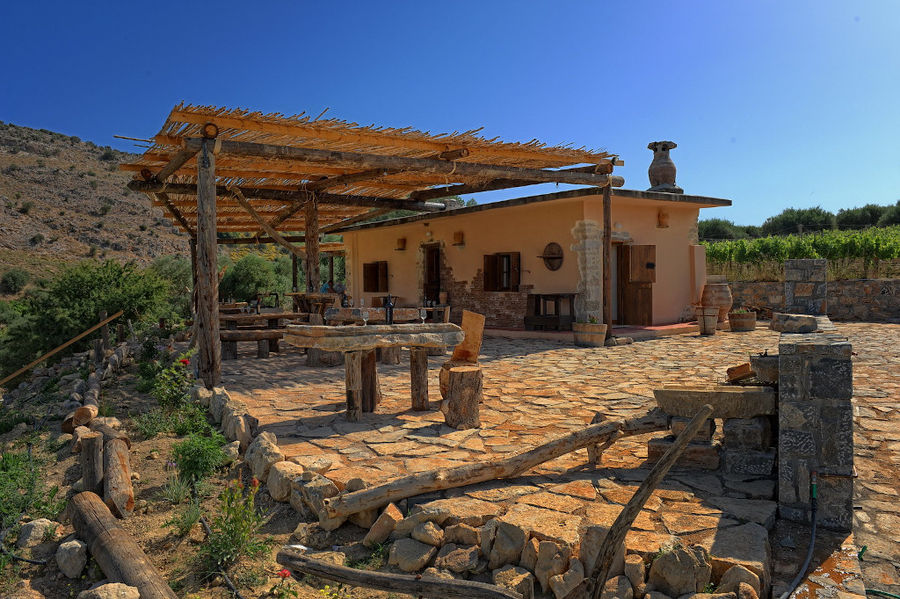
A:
730 279 900 322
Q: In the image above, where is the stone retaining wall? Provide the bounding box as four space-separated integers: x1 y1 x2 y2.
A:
730 279 900 322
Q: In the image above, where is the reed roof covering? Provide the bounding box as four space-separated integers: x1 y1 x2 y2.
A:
122 103 618 234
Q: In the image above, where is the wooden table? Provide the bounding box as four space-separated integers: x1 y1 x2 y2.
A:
286 292 338 315
420 305 451 323
324 307 422 325
524 293 577 331
284 323 464 421
219 311 299 330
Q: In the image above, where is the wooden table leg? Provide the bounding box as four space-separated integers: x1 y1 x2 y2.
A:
410 346 429 411
345 351 363 421
226 320 237 330
361 349 381 412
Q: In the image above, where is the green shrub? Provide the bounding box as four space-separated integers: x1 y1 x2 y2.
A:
148 256 192 319
17 201 33 214
219 254 278 302
0 449 66 532
172 432 226 482
878 203 900 227
151 360 192 408
165 500 201 536
160 473 192 505
133 408 171 438
836 204 888 230
1 269 29 293
200 479 267 573
760 206 835 236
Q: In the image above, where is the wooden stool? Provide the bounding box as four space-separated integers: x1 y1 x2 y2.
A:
440 365 482 429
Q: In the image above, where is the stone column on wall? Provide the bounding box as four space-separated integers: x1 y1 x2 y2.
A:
778 332 853 531
784 259 827 315
570 220 603 322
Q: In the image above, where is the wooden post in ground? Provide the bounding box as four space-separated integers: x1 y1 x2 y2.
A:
189 238 198 313
69 492 178 599
361 349 381 411
196 135 221 388
602 183 612 340
99 310 110 351
116 323 126 343
291 254 299 292
345 351 363 421
81 432 104 495
328 254 334 283
410 347 429 410
305 197 320 293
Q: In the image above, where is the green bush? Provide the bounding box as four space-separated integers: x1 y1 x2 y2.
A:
172 432 226 482
698 218 747 241
200 479 267 573
152 361 192 408
836 204 888 230
878 202 900 227
0 269 29 293
760 206 835 236
219 254 278 302
17 201 34 215
148 256 193 318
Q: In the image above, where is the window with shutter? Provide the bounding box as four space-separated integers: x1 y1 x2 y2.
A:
483 252 521 291
483 254 499 291
363 261 388 292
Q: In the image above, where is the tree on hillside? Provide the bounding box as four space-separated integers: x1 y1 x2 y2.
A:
761 207 835 236
836 204 888 230
877 201 900 227
698 218 747 240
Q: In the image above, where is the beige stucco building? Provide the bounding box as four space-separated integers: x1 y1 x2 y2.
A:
340 187 730 329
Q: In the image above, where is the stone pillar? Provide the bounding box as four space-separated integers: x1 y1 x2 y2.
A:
570 220 603 323
784 259 827 315
777 332 853 530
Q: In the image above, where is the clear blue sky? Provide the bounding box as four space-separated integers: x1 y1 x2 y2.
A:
2 1 898 225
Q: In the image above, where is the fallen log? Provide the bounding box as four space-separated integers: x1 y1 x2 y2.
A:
69 492 177 599
71 425 92 453
81 432 104 495
103 439 134 518
322 408 668 520
89 421 131 449
277 547 522 599
572 404 715 599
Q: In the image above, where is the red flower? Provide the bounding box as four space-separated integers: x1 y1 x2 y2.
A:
251 477 260 488
278 568 290 579
179 358 190 365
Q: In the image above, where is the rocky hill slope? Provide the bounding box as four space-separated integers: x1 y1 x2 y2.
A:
0 121 188 281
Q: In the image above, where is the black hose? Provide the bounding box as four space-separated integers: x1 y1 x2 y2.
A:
779 472 819 599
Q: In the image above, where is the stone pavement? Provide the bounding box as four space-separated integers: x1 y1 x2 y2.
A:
221 322 900 591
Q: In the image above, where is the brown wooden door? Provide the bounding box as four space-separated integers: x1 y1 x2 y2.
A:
424 245 441 303
617 245 655 326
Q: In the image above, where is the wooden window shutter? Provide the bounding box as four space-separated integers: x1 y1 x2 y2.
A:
483 254 499 291
509 252 521 291
363 262 377 292
377 261 388 292
628 245 657 283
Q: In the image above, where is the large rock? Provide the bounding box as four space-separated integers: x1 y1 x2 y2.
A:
770 313 817 333
488 521 527 569
76 583 140 599
520 536 540 570
549 557 585 599
601 575 634 599
267 461 304 502
388 538 437 572
411 521 444 547
345 479 378 529
444 523 480 546
535 540 571 593
717 565 761 596
493 565 535 599
653 386 775 419
290 455 333 475
395 506 452 537
624 553 647 598
56 539 87 578
363 503 404 547
244 432 284 482
434 543 480 573
579 525 624 578
413 497 502 527
685 523 769 589
647 545 711 597
16 519 57 548
192 385 213 407
298 474 344 530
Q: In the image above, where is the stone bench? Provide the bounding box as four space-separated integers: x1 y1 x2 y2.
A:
220 329 286 360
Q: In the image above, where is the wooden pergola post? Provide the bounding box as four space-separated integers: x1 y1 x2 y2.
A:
196 135 221 388
602 183 612 340
189 239 198 314
305 197 320 293
292 254 299 292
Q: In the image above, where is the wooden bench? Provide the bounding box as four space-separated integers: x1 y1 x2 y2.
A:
220 329 286 360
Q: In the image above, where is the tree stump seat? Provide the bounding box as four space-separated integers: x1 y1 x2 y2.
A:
440 365 483 429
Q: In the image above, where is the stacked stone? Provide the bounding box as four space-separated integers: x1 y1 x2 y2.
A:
784 258 827 315
721 415 776 477
647 417 721 470
777 332 854 531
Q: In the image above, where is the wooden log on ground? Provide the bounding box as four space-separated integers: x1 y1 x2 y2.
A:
71 426 91 453
345 351 363 422
441 366 482 429
409 346 429 411
88 421 131 449
276 548 521 599
578 404 716 599
81 432 104 495
322 408 669 519
361 349 381 412
69 492 178 599
63 404 98 433
103 439 134 518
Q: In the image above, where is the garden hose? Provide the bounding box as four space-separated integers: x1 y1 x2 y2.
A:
779 472 819 599
867 591 900 599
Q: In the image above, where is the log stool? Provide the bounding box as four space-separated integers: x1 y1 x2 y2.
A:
378 346 401 365
441 365 482 429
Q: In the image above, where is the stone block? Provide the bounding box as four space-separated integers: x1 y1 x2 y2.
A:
647 544 711 597
647 437 721 470
770 313 817 333
535 541 571 593
434 543 479 573
244 431 284 482
388 538 437 572
671 417 715 442
488 521 528 569
411 521 444 547
654 386 775 419
56 539 87 578
267 461 304 502
722 417 773 450
748 354 778 384
549 557 585 599
494 565 535 599
363 503 403 547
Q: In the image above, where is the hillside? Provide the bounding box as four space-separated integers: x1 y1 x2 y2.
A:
0 121 188 283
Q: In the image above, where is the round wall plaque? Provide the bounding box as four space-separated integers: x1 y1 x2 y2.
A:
540 242 564 271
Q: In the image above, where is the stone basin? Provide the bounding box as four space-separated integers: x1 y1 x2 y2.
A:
653 385 776 419
284 322 464 352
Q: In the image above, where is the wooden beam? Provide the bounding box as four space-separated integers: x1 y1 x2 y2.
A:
228 186 304 258
409 164 614 201
152 193 195 238
196 137 221 388
321 208 393 233
602 183 612 339
181 138 626 189
129 180 446 212
305 198 320 293
304 168 395 191
152 147 198 182
260 197 312 234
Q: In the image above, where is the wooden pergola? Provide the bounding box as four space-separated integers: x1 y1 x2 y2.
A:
122 104 624 388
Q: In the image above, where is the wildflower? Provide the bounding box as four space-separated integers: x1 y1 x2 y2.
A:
179 358 190 365
278 568 290 579
251 477 260 488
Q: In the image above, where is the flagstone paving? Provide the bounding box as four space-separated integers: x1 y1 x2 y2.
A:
221 322 900 590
